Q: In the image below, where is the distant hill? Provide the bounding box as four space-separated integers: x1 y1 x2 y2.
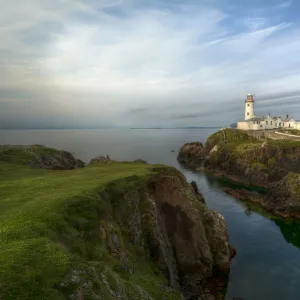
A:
175 126 221 129
130 127 162 129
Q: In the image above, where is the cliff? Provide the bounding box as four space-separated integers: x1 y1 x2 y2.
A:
0 145 235 300
178 129 300 218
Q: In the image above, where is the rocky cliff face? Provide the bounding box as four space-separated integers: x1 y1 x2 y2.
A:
71 167 236 300
178 129 300 218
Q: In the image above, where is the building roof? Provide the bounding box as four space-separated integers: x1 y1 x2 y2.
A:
246 116 283 122
283 117 295 122
246 117 265 122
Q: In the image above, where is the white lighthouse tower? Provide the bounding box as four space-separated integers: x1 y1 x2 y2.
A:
245 94 255 120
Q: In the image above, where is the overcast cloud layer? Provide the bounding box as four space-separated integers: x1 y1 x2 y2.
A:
1 0 300 128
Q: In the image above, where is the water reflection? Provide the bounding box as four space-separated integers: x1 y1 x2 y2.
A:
244 207 252 217
204 171 300 251
181 167 300 299
274 219 300 250
234 199 300 251
203 171 267 193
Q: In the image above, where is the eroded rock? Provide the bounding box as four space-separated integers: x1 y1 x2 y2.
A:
109 168 235 299
177 142 207 167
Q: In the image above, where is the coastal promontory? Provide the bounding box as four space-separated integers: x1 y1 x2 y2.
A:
178 129 300 218
0 145 235 300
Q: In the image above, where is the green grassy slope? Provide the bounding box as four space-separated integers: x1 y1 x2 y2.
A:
278 129 300 136
0 146 181 300
207 129 300 165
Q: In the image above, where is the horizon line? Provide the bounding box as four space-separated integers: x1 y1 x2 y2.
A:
0 126 223 130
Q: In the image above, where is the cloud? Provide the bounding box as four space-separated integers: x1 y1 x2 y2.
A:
277 0 293 8
129 108 150 114
0 0 300 128
244 17 268 31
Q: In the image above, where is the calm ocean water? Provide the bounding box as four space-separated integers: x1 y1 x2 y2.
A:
1 128 300 300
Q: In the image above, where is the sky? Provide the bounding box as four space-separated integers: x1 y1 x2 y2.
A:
1 0 300 129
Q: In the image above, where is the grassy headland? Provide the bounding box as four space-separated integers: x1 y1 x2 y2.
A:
178 128 300 218
0 145 180 300
1 145 235 300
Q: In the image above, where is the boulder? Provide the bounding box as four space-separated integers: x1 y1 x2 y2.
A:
30 150 85 170
133 159 147 164
89 155 111 164
177 142 207 166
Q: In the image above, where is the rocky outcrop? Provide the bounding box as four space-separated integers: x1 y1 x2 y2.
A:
225 175 300 218
177 142 208 167
224 188 263 204
133 159 148 164
145 169 235 299
0 145 85 169
178 129 300 218
89 155 112 164
60 167 235 300
89 156 147 165
30 151 85 170
264 173 300 217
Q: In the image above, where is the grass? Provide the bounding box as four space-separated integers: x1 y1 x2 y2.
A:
286 173 300 192
206 129 260 154
278 129 300 136
0 145 60 165
224 129 257 143
0 147 182 300
205 129 262 167
267 139 300 149
206 129 300 170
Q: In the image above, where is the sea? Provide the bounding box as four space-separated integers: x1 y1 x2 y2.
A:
1 128 300 300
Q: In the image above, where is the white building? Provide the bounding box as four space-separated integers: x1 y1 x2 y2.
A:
237 94 298 130
282 116 296 129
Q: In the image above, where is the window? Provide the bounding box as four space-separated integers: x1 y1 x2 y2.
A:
271 121 273 125
247 104 250 107
279 122 281 126
247 113 249 116
266 121 268 125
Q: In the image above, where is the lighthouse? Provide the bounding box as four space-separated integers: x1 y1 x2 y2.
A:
245 94 255 120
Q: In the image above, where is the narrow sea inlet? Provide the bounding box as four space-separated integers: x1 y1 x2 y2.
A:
1 128 300 300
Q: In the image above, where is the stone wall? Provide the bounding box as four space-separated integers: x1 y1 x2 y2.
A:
244 130 267 141
243 130 300 141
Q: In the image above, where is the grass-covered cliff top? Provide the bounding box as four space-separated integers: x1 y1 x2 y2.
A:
205 129 300 173
205 128 258 149
0 145 181 300
278 129 300 136
206 128 300 151
0 145 59 164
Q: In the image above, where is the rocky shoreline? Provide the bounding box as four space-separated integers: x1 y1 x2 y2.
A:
177 129 300 218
